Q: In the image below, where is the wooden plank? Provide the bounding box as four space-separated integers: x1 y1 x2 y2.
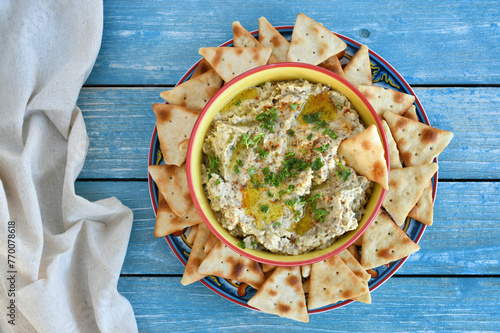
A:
77 87 500 179
85 0 500 85
74 181 500 275
118 276 500 332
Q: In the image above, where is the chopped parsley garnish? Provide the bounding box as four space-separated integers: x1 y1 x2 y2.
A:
314 143 331 153
215 195 221 199
251 241 257 246
302 112 322 124
256 107 278 133
256 148 269 159
267 190 273 198
308 193 322 208
285 152 295 158
285 198 298 207
248 167 256 176
253 132 265 145
323 127 338 139
286 129 295 136
252 179 261 188
234 165 240 174
301 149 307 154
240 133 265 149
307 133 313 140
214 179 221 185
336 161 351 181
312 208 329 222
260 205 269 213
311 157 324 171
235 98 242 106
207 155 220 178
236 159 243 167
258 82 266 87
278 190 287 197
288 184 295 193
263 166 270 175
238 241 246 249
290 103 298 110
273 222 281 227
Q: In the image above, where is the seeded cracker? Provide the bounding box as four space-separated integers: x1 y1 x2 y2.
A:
343 45 372 87
248 266 309 323
287 13 347 65
408 180 434 226
197 240 265 289
191 58 212 79
338 249 371 282
382 163 439 226
403 104 419 122
258 17 290 62
199 47 272 82
160 69 223 111
232 21 278 64
153 193 201 237
338 124 389 189
357 85 415 119
152 103 200 167
360 210 420 269
384 111 454 167
308 255 368 310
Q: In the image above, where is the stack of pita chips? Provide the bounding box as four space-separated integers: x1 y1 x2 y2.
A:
148 13 454 322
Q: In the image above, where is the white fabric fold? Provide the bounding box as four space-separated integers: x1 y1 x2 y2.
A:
0 0 137 332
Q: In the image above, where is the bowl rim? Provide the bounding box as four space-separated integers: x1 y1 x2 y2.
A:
186 62 389 266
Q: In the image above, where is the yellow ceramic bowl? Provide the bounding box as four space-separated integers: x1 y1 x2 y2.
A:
186 63 389 266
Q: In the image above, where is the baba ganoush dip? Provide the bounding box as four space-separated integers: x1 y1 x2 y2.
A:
202 79 373 255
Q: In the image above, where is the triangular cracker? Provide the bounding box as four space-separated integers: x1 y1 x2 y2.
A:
343 45 372 86
338 124 389 189
308 255 368 310
248 266 309 323
148 164 193 217
152 103 200 166
232 21 278 64
381 120 403 169
384 111 454 166
352 283 371 304
301 264 311 278
191 58 212 79
347 244 361 262
181 223 211 285
318 55 345 78
186 224 198 244
383 163 439 225
287 13 347 65
357 85 415 119
408 180 434 226
338 249 371 282
160 69 222 111
360 210 420 269
198 240 265 288
262 264 277 273
403 104 419 121
199 47 272 82
204 232 219 253
154 193 201 237
258 17 290 62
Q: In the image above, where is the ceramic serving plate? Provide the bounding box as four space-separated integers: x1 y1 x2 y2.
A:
148 26 437 313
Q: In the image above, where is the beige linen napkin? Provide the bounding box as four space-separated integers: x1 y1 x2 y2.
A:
0 0 137 332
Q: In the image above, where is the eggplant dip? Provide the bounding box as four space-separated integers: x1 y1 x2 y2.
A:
202 79 373 255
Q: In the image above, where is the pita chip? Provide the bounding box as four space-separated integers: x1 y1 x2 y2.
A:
383 163 439 225
318 55 345 78
181 223 211 285
204 232 219 254
152 103 199 166
338 124 389 189
186 224 198 244
160 69 222 111
248 266 309 323
352 284 371 304
338 249 371 282
232 21 278 64
148 164 193 217
384 111 454 166
301 264 311 278
357 85 415 119
262 264 277 273
191 58 212 78
287 13 347 65
302 278 310 294
308 255 368 310
360 210 420 269
258 17 290 62
198 240 265 288
403 104 419 122
381 120 403 169
199 47 272 82
347 244 361 262
344 45 372 86
153 193 201 237
408 180 434 226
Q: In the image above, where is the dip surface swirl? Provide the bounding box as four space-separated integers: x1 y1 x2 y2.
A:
202 79 373 255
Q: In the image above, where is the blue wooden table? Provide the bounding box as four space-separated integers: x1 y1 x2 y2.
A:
76 1 500 331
